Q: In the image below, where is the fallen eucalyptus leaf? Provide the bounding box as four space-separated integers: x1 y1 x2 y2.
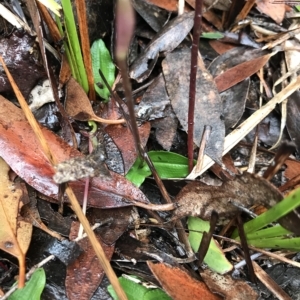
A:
129 11 194 82
162 48 225 164
65 77 124 124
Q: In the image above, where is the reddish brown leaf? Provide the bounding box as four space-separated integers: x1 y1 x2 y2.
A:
214 53 272 93
147 262 222 300
65 77 124 124
105 122 151 174
256 0 285 24
0 96 150 208
66 222 115 300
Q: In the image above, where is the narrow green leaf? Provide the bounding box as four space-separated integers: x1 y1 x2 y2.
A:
144 289 172 300
126 151 191 187
107 276 171 300
9 268 46 300
239 225 291 241
188 217 233 274
91 39 116 101
247 236 300 251
234 188 300 237
201 32 224 39
60 0 88 92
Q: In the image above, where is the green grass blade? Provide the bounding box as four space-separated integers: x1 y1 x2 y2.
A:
239 225 291 241
60 0 88 92
247 236 300 250
232 188 300 238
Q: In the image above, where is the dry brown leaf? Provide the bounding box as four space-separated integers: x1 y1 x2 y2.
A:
0 158 32 287
214 53 272 93
0 95 152 209
256 0 285 24
65 77 125 124
148 262 222 300
201 269 258 300
65 222 115 300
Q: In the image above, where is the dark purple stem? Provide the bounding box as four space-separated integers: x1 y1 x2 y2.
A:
188 0 203 172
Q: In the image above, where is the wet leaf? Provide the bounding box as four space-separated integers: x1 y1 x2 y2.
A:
129 11 195 82
132 0 169 32
0 157 32 287
105 122 151 174
172 172 283 221
65 77 124 124
286 91 300 154
188 217 233 274
0 95 150 208
0 31 46 98
126 151 190 187
8 268 46 300
201 269 258 300
147 262 222 300
91 39 115 101
65 223 115 300
162 48 225 164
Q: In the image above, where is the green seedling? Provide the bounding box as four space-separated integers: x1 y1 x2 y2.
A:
108 276 171 300
91 39 116 102
188 217 233 274
201 32 224 39
9 268 46 300
126 151 191 187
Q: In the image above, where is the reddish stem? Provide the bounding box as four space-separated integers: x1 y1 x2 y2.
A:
188 0 203 172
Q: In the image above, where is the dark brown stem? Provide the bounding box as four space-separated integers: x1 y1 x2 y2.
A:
188 0 203 172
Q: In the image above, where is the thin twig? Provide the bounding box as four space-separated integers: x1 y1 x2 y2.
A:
188 0 203 172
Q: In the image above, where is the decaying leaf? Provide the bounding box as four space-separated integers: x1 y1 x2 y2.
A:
65 77 124 124
147 262 222 300
65 222 115 300
105 122 151 174
201 269 258 300
0 95 151 208
172 172 283 221
129 11 195 82
256 0 285 24
135 74 177 150
132 0 169 32
0 157 32 287
162 48 225 164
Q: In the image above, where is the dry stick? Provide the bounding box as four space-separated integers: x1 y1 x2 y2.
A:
188 0 203 172
0 57 127 300
213 234 300 269
193 125 211 175
263 142 296 181
236 215 256 283
75 0 95 100
252 261 292 300
187 75 300 179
